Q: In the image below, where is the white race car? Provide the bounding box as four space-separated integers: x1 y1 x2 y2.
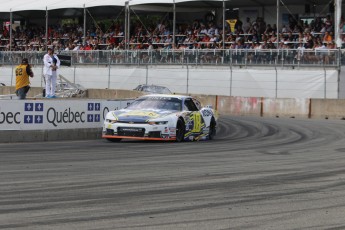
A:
102 94 218 142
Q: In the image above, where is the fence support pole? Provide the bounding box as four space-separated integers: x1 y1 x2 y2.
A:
230 60 232 96
10 10 12 51
83 5 86 46
45 8 48 50
275 66 278 98
10 64 14 87
337 49 341 99
73 66 76 84
276 0 279 49
108 60 111 89
146 65 148 85
324 67 327 99
186 64 189 94
40 65 44 88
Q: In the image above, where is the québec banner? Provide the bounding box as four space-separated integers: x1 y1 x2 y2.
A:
0 99 132 130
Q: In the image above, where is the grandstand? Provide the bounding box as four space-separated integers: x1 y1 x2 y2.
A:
0 0 344 99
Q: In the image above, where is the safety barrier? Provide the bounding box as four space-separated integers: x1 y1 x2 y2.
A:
2 89 345 143
0 98 133 142
0 49 342 67
216 96 345 120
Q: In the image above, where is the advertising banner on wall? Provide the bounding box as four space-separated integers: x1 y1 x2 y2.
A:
0 99 132 130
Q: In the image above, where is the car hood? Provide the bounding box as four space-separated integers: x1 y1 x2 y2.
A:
111 109 176 122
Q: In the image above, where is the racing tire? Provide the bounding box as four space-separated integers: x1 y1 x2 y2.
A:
208 117 216 140
107 138 122 142
175 118 185 142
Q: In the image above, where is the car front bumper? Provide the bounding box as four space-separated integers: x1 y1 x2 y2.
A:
102 122 177 141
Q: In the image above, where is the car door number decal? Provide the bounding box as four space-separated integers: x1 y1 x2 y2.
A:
191 112 202 133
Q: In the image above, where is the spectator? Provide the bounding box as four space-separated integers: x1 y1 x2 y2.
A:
295 42 306 61
323 31 333 43
0 12 341 56
200 24 208 35
15 58 34 99
43 47 60 98
281 24 288 33
243 17 252 33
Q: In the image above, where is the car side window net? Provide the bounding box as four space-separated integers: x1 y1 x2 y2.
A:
184 99 198 111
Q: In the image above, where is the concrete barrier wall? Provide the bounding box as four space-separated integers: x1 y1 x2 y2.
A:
215 95 345 120
0 86 43 98
215 96 345 121
87 89 144 99
190 94 217 110
0 86 14 95
217 96 262 116
310 99 345 119
262 98 310 119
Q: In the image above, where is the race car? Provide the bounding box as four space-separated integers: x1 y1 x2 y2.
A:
102 94 218 142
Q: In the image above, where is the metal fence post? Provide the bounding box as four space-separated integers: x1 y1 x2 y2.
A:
108 59 111 89
324 67 327 99
229 61 232 97
97 51 100 67
146 64 148 85
186 64 189 94
73 66 76 84
275 66 278 98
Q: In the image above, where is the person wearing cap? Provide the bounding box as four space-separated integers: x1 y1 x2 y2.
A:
15 58 34 99
43 47 60 98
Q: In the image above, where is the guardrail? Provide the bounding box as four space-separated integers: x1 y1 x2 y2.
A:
0 49 343 68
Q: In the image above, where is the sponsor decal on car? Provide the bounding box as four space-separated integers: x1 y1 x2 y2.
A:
118 110 160 118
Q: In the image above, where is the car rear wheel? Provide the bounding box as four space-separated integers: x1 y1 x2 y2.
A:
107 138 122 142
176 119 185 142
208 117 216 140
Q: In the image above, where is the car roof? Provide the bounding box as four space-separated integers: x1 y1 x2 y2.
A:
134 84 172 94
137 84 166 87
136 84 169 90
139 94 191 100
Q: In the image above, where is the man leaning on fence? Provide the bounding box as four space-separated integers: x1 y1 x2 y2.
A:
15 58 34 99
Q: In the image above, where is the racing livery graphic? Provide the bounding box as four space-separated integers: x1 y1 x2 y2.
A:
102 94 218 142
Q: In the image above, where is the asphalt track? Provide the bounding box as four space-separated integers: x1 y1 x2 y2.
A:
1 115 345 230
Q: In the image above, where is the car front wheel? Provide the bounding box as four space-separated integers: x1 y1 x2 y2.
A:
176 119 185 142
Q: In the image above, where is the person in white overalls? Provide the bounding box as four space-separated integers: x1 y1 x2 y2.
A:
43 47 60 98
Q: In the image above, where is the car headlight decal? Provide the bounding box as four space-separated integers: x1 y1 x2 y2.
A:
106 119 117 124
148 121 168 125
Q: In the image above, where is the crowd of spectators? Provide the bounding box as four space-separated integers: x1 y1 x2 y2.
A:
0 13 343 54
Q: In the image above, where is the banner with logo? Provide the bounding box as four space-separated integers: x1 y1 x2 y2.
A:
0 99 132 130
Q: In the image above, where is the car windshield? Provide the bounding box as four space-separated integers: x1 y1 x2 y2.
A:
127 97 182 111
134 85 172 94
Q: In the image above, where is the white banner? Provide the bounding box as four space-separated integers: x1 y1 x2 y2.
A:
0 66 339 98
0 99 132 130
